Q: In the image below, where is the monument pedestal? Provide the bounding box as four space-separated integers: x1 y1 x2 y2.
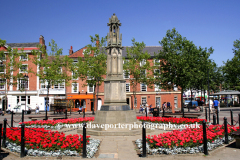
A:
94 110 137 124
76 110 148 136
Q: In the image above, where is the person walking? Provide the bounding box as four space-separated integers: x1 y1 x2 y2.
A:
35 104 39 114
213 98 219 114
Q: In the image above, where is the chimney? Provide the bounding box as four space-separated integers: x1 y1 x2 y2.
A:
96 37 99 48
69 46 73 55
39 35 45 45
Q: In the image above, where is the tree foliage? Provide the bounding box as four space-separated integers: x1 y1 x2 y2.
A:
124 38 155 108
32 40 74 97
222 39 240 91
76 34 107 110
156 28 214 109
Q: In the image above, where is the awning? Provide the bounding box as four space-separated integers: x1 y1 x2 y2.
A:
210 90 240 96
67 94 95 100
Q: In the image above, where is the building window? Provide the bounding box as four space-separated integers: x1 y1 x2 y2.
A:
123 70 130 79
0 79 5 89
88 84 94 93
0 63 5 73
140 60 146 66
20 54 28 61
83 49 90 55
18 79 28 90
174 85 178 91
40 80 48 89
72 83 78 93
0 54 6 61
21 96 26 104
126 83 130 92
141 83 147 92
140 69 146 77
19 65 28 73
156 97 161 108
154 59 160 66
72 71 78 80
155 84 161 91
141 97 147 106
54 82 65 89
154 69 160 78
174 96 178 108
73 59 78 63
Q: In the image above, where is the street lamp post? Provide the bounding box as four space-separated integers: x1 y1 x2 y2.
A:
24 74 29 114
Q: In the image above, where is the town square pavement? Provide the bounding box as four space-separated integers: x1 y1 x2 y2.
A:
0 107 239 160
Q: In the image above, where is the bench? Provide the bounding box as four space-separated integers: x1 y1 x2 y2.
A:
231 129 240 148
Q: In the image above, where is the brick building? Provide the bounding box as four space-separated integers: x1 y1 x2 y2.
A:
0 36 45 111
0 35 182 112
66 45 182 112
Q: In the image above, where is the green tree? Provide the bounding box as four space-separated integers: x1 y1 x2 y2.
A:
156 28 213 109
222 39 240 91
123 38 155 110
0 38 26 111
32 40 74 111
76 34 107 113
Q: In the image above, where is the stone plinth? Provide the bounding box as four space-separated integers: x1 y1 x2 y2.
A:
94 110 137 124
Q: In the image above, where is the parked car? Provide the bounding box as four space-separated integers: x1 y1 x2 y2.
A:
187 101 198 108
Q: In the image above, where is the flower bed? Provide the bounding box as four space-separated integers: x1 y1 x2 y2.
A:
135 124 239 155
6 128 88 152
21 117 94 128
137 116 206 125
5 127 100 158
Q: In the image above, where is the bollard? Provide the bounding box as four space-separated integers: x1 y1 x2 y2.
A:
2 119 7 148
217 110 219 125
239 113 240 128
11 111 14 127
205 107 208 122
224 117 228 144
0 123 2 159
142 121 146 157
82 122 86 158
45 109 48 120
230 110 233 126
145 108 148 117
209 107 211 122
20 123 25 158
162 108 165 117
202 120 208 155
182 107 184 118
65 109 67 119
83 109 85 118
22 110 24 123
213 114 216 125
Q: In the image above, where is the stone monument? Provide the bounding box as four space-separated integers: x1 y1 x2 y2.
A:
94 13 137 124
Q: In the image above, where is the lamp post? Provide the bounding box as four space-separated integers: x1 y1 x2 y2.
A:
24 74 29 114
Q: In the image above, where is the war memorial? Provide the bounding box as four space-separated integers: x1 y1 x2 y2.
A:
0 14 239 159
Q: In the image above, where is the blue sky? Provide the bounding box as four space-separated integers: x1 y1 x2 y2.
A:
1 0 239 67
